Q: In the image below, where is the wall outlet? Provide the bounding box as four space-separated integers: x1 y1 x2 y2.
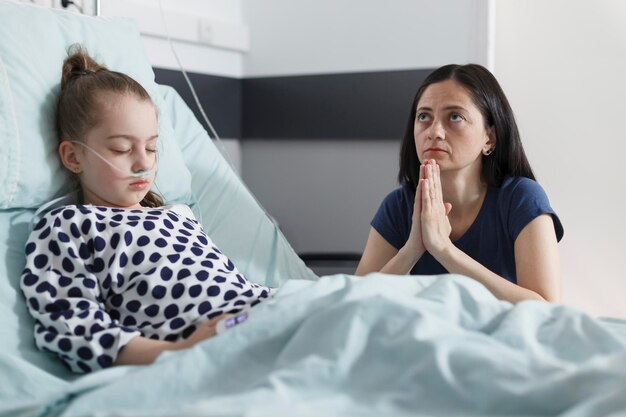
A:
198 19 214 44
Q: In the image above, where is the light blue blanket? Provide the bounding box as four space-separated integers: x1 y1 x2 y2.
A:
3 274 626 417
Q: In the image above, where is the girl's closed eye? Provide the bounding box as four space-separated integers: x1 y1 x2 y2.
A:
110 147 157 155
111 148 131 154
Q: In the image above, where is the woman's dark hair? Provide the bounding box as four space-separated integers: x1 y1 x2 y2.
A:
398 64 535 189
56 44 163 208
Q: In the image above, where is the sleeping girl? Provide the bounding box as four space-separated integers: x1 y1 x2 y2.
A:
20 46 273 373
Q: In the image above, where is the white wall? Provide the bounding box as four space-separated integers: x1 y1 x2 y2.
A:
494 0 626 318
240 0 491 258
243 0 489 77
97 0 491 251
95 0 625 317
242 140 400 253
100 0 244 173
101 0 244 77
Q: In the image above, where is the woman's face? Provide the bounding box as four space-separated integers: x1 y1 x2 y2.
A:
76 93 158 209
413 79 494 176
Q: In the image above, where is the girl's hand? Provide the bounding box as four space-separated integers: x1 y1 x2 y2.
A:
420 161 453 256
177 313 234 349
115 314 231 365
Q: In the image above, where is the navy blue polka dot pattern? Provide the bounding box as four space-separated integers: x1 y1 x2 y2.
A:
21 204 273 374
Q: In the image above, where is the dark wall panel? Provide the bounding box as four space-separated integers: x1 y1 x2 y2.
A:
242 69 433 140
153 68 242 139
153 67 435 140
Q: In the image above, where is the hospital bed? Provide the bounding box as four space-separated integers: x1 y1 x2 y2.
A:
2 1 626 416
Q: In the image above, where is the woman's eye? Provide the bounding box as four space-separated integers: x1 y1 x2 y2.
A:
450 113 464 122
417 113 430 122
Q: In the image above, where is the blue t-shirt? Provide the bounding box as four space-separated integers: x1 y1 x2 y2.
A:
371 177 564 284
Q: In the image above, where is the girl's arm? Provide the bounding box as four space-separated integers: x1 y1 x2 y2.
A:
115 314 230 366
115 336 187 365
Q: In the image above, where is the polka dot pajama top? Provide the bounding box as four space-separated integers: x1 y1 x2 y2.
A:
20 204 273 373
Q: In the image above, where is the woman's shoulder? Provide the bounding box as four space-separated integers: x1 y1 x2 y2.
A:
496 176 549 202
495 176 563 240
371 184 414 247
381 183 415 206
373 183 415 225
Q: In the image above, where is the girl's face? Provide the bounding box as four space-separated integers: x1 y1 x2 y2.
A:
413 79 494 177
76 93 158 209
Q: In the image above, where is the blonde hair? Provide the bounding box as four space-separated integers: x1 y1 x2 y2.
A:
56 44 164 208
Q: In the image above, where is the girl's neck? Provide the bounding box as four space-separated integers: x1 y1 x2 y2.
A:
81 187 144 210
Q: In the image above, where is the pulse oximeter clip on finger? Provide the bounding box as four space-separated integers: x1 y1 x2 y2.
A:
215 311 249 335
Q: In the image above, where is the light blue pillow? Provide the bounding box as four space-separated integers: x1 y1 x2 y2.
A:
0 86 317 388
0 0 192 209
0 1 316 390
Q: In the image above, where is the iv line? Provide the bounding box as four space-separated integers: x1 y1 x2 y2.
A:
156 0 283 229
156 0 235 171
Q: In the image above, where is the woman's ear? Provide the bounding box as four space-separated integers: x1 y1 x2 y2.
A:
483 126 496 155
58 140 82 173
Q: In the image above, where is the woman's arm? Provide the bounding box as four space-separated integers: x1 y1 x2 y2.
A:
355 227 423 276
513 214 561 302
356 170 435 276
420 166 560 303
433 215 559 303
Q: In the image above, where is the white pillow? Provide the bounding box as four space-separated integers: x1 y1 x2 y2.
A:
0 0 192 209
